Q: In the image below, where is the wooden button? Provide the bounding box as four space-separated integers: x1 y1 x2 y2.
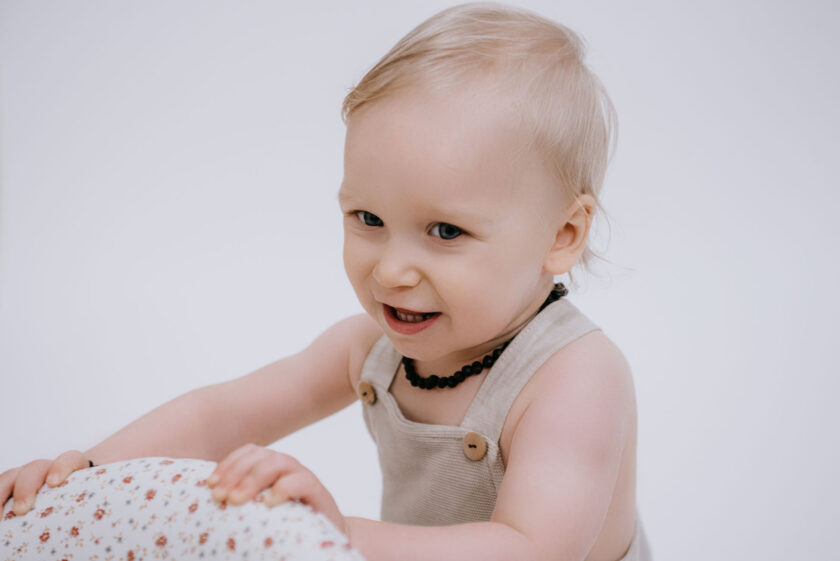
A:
462 432 487 461
358 381 376 405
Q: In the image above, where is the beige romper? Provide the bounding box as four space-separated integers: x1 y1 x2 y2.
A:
357 297 652 561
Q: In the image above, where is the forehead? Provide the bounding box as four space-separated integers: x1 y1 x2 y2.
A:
340 84 545 210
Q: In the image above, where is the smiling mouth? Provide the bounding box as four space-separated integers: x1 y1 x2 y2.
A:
388 306 440 324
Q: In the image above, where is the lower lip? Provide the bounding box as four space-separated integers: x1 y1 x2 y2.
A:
383 304 440 335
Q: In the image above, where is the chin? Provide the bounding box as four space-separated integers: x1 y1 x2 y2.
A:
382 335 441 361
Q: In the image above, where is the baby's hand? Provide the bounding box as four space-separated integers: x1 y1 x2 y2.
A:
0 450 91 518
206 443 346 535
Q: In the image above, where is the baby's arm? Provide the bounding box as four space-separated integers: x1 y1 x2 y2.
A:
85 313 379 466
3 314 380 518
345 336 633 561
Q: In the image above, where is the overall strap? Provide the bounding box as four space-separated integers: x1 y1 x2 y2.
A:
460 298 600 442
360 334 402 387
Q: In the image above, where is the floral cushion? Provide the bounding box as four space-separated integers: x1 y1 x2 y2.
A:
1 457 365 561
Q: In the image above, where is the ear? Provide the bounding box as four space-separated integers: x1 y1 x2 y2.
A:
543 194 595 275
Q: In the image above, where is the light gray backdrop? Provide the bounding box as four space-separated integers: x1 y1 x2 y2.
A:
1 1 838 559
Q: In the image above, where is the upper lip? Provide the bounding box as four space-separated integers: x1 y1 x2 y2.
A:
381 302 438 315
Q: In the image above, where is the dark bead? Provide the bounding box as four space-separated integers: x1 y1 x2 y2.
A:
403 359 415 375
400 332 519 390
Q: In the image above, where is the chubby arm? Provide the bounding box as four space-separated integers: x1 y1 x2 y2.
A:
346 339 632 561
85 313 383 465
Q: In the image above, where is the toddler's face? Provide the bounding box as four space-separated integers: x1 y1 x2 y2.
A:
339 85 567 364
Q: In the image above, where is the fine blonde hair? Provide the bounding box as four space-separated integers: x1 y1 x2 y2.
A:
342 2 618 282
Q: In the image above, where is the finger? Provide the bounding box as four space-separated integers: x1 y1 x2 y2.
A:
45 451 87 487
206 443 257 488
227 453 301 505
0 467 23 519
10 460 51 516
266 470 345 534
265 470 318 507
210 446 272 502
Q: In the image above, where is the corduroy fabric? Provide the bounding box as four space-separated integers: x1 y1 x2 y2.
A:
359 297 652 560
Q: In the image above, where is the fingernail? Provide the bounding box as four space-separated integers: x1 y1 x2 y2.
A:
206 474 219 485
212 487 227 501
265 494 285 507
229 490 245 503
47 475 58 485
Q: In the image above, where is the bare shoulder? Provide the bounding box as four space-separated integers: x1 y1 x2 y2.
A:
542 329 633 394
514 329 637 450
326 313 384 390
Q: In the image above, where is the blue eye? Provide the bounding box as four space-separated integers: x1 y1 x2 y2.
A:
355 211 383 227
430 223 463 240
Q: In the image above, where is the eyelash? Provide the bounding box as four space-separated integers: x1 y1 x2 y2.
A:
349 211 465 240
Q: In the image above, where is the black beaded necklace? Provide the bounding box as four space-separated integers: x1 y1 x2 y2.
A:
401 282 568 390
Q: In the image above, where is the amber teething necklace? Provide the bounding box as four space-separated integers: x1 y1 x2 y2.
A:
401 282 568 390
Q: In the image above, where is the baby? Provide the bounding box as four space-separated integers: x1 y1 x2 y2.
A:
1 3 651 561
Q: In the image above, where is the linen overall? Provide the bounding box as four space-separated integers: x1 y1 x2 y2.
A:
358 297 652 561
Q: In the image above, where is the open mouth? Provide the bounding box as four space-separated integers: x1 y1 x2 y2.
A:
388 306 440 324
382 304 440 334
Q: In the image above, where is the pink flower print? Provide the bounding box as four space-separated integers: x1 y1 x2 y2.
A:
95 468 106 475
156 535 167 547
321 541 335 548
70 526 79 537
145 489 156 501
39 506 54 518
159 460 174 465
123 476 133 484
76 491 86 502
171 474 182 483
93 507 105 520
39 530 50 542
264 537 273 548
127 551 135 561
188 502 198 513
4 511 16 520
227 537 236 551
199 532 209 545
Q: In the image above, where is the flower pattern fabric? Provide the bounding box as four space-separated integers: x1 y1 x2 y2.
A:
0 458 365 561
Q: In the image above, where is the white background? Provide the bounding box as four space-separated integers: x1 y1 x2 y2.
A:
1 1 838 559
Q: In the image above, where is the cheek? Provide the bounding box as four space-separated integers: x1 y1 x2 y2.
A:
342 237 380 293
342 235 366 272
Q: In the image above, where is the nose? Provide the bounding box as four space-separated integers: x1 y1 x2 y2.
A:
372 241 422 288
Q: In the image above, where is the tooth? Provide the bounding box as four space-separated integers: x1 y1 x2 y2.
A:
396 310 425 322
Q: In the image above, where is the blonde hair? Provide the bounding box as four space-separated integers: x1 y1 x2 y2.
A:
342 2 618 282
